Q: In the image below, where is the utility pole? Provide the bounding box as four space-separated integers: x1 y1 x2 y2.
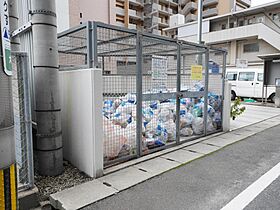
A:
197 0 203 45
197 0 203 65
31 0 63 176
0 0 18 208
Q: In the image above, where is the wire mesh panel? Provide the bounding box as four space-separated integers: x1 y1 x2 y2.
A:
178 44 208 142
207 49 227 134
141 35 179 154
96 24 138 165
57 24 88 69
12 53 34 191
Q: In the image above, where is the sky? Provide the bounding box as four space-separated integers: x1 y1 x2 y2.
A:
251 0 279 7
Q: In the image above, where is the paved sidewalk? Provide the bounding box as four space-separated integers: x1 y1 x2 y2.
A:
82 124 280 210
230 104 280 130
50 105 280 210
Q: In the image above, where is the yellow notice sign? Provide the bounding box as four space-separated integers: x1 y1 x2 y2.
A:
191 65 203 80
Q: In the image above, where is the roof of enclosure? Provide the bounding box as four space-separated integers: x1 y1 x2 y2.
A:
58 22 208 58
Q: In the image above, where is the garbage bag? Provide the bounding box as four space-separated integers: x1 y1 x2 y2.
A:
162 119 176 141
113 98 122 110
208 105 215 118
158 108 173 122
142 107 154 122
103 117 127 159
145 117 158 134
122 93 137 104
103 100 115 116
116 103 136 116
180 112 194 129
123 121 137 150
192 117 204 135
111 112 130 128
207 117 216 133
180 127 194 137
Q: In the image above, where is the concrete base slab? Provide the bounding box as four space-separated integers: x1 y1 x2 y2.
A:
134 157 181 176
202 137 240 147
182 143 220 154
220 133 246 141
98 167 153 191
50 180 118 210
161 149 203 164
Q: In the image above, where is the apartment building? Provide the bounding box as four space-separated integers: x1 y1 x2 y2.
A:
165 1 280 70
56 0 250 35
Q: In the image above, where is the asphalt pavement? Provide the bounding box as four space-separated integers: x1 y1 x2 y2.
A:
82 124 280 210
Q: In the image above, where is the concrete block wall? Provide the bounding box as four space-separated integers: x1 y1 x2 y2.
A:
59 68 103 178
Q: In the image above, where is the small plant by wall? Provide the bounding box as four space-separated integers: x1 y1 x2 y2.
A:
231 97 246 120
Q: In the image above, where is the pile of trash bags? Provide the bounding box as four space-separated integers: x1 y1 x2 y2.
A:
103 84 222 160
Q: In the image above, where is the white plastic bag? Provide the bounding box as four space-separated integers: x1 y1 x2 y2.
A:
158 108 173 122
103 117 127 159
180 127 193 137
162 119 176 141
111 113 130 128
192 117 204 135
145 117 158 134
207 117 216 133
180 112 194 129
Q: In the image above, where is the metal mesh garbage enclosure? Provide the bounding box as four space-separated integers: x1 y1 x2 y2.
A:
57 21 227 167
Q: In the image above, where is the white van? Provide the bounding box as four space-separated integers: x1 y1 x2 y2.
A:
226 68 276 102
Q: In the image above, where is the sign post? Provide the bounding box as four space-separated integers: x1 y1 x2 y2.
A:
1 0 12 76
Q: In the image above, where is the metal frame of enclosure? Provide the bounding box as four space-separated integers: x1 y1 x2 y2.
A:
58 21 227 167
12 52 34 191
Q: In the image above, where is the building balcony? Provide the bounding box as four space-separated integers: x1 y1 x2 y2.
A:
169 0 179 7
185 13 197 22
179 0 190 6
203 0 218 7
129 0 144 7
236 0 251 7
115 21 125 28
181 1 197 16
129 9 144 20
158 19 169 28
158 0 178 6
152 16 161 25
152 29 161 35
128 23 137 30
203 7 218 18
179 23 280 51
115 7 125 16
158 5 172 16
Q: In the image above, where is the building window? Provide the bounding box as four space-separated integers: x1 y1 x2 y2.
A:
248 18 254 25
273 14 279 20
239 20 244 26
221 24 226 30
243 43 259 53
80 13 83 18
229 22 234 28
238 72 255 81
226 72 237 81
257 73 264 82
256 16 264 23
